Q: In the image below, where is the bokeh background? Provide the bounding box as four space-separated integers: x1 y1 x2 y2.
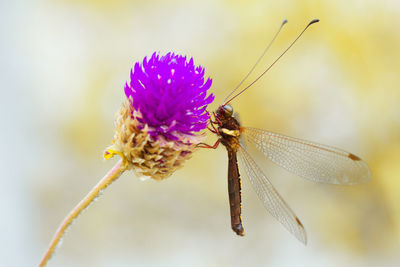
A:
1 0 400 266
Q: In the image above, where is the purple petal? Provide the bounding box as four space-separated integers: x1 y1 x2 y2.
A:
124 52 214 140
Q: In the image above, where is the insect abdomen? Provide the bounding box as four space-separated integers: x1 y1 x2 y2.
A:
227 149 244 236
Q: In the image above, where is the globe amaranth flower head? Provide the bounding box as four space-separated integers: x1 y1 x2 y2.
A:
125 52 214 140
105 52 214 180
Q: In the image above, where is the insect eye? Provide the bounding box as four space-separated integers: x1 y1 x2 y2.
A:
223 105 233 117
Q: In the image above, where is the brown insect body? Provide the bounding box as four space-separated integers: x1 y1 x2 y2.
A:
215 105 245 236
202 19 370 242
208 100 370 241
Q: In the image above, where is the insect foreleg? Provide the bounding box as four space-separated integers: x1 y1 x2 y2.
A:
197 139 221 149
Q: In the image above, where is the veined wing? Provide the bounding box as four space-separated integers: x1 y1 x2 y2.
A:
244 127 371 185
238 145 307 244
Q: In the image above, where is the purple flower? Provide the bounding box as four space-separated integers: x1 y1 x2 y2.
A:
124 52 214 140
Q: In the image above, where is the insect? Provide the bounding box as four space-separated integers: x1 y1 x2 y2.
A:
199 19 371 243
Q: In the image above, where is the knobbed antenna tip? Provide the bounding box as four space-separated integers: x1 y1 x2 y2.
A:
309 19 320 25
282 19 288 26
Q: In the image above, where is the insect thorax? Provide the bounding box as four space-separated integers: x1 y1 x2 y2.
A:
217 112 242 150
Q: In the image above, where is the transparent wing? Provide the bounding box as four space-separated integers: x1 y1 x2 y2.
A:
244 127 371 185
238 145 307 244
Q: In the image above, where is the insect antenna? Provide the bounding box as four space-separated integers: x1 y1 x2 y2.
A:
223 19 319 106
223 19 288 105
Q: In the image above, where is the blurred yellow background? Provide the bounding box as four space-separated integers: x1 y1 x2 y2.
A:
1 0 400 266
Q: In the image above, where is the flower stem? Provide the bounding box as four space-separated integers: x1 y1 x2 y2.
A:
38 159 126 267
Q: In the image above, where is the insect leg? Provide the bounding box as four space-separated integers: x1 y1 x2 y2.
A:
211 111 223 126
197 139 220 149
207 126 218 134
